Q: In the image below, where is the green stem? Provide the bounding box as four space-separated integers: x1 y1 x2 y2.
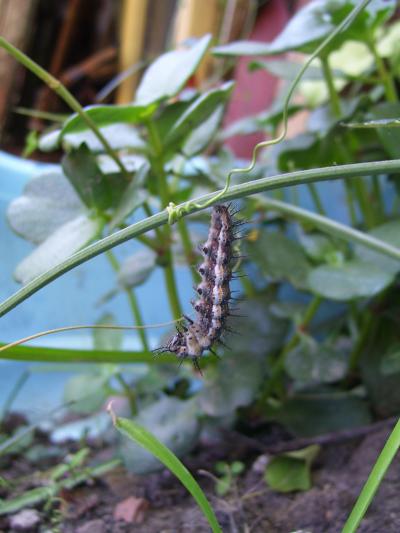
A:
261 296 322 401
353 177 375 229
342 418 400 532
320 55 342 117
0 37 130 179
367 37 398 103
146 119 183 319
115 373 138 415
307 183 326 215
3 159 400 318
348 311 374 372
344 181 358 226
106 251 149 352
177 218 200 284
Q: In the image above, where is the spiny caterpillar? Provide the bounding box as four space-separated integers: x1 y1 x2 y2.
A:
156 204 242 372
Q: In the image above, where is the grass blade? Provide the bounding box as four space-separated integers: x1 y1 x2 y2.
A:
108 404 222 533
342 418 400 532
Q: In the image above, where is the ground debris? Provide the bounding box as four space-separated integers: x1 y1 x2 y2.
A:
113 495 149 524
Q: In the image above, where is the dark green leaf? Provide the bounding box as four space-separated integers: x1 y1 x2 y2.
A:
299 232 338 262
265 444 320 493
267 393 371 437
285 335 348 385
308 260 393 301
249 231 311 290
62 144 128 211
109 163 149 229
135 35 211 106
165 82 234 147
198 295 289 417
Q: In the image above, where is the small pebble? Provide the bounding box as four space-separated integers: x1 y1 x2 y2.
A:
9 509 40 531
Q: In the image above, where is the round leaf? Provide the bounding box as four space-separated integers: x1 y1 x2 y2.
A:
308 261 393 301
6 171 83 244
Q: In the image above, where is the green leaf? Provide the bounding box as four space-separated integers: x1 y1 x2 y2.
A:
267 393 371 437
165 82 234 147
61 104 156 135
62 144 128 211
64 373 109 414
93 313 123 351
118 249 156 289
135 34 212 106
355 220 400 275
109 163 149 229
299 232 338 262
265 444 320 493
14 214 103 285
249 231 311 290
308 260 394 301
285 335 348 385
113 407 221 532
6 171 84 244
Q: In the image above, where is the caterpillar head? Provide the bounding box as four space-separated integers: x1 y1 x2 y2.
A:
154 330 187 357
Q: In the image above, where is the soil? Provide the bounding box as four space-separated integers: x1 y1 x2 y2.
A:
1 414 399 533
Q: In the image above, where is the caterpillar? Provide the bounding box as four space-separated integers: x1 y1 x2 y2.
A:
156 204 241 372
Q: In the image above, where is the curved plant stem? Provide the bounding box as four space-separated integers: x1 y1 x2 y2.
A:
0 37 130 179
2 159 400 318
342 418 400 533
106 250 149 352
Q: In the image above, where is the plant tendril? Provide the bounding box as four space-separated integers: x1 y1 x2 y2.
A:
166 0 372 224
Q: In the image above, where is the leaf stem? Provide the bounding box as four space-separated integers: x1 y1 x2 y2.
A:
115 373 138 415
0 37 130 179
3 159 400 318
